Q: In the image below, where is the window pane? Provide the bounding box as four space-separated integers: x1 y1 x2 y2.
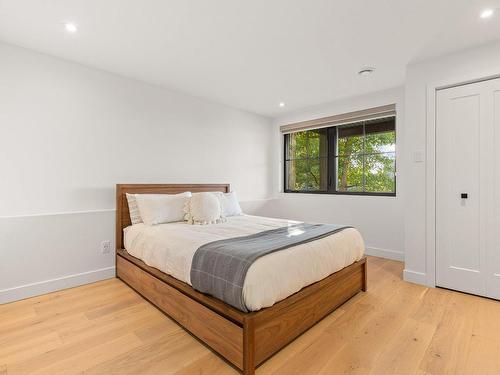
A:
286 132 308 159
286 129 327 159
308 129 328 158
365 130 395 153
365 117 396 154
336 155 363 192
337 124 364 156
364 152 396 193
286 158 327 191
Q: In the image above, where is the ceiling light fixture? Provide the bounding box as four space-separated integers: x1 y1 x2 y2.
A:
64 22 78 33
480 8 494 19
279 102 285 108
358 67 375 76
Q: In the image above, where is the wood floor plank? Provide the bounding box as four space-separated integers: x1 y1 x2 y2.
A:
33 287 133 318
1 256 500 375
57 303 156 343
6 319 145 373
410 287 453 325
173 353 238 375
369 318 437 375
59 309 160 345
83 330 208 375
133 319 181 344
83 294 143 320
0 312 88 348
34 334 143 375
0 332 62 365
462 334 500 375
472 296 500 340
315 281 426 374
418 292 479 375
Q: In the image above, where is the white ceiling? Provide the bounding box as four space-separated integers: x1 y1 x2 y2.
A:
1 0 500 117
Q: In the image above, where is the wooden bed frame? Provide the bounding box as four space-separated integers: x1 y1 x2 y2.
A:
115 184 367 375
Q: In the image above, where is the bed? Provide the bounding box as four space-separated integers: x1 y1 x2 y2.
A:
116 184 367 375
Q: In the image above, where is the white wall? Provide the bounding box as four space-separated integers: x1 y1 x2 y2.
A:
0 42 274 303
271 87 405 261
404 41 500 286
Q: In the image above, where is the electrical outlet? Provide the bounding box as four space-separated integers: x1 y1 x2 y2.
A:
101 240 111 254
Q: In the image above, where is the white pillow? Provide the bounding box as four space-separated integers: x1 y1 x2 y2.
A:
185 192 226 225
126 193 143 225
220 191 243 217
135 192 192 226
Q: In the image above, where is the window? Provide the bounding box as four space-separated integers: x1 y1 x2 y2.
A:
284 116 396 195
285 129 328 191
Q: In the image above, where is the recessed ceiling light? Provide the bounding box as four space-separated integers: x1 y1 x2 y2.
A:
279 102 285 108
64 22 78 33
358 67 375 76
480 8 494 19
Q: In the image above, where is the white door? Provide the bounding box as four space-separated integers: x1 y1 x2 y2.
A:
436 77 500 299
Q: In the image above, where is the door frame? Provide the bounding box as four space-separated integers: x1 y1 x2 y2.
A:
426 73 500 288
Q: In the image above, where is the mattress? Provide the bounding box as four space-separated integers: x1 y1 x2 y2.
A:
124 215 365 311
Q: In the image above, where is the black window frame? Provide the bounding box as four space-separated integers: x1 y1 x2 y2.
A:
283 116 396 197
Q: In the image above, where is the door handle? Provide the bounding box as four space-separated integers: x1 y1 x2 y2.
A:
461 193 468 199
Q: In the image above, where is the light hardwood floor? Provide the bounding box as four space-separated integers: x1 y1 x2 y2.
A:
1 256 500 375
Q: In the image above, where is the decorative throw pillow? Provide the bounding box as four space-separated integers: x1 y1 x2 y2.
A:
126 193 143 225
135 192 192 226
185 192 226 225
220 191 243 217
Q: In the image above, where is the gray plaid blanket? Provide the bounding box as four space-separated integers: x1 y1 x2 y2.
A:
190 223 350 312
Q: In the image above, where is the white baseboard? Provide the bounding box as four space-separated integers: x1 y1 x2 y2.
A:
365 246 404 261
0 267 116 305
403 269 427 286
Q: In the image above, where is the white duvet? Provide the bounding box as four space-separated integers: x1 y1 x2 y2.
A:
124 215 365 311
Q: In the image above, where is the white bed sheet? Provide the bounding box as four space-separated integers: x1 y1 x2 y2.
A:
124 215 365 311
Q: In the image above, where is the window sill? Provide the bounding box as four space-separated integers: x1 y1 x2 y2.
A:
283 190 396 197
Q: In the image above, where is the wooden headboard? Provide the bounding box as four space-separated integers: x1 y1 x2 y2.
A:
116 183 230 249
